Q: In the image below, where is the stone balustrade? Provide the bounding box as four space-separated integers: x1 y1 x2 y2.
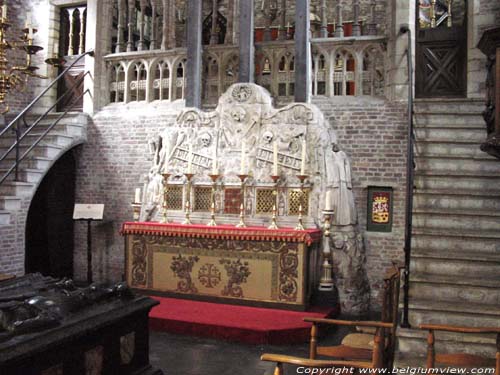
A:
104 35 386 106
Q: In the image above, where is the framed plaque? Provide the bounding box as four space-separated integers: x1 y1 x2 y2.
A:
367 187 393 232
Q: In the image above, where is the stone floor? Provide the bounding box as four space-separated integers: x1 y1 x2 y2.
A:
149 326 347 375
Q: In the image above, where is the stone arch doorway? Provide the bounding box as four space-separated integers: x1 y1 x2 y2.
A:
25 150 76 278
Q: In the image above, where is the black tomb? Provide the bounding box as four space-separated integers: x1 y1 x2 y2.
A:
0 273 163 375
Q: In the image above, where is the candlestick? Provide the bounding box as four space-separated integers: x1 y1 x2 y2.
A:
268 204 279 229
272 141 278 175
268 174 280 229
131 202 141 222
236 174 248 228
300 139 307 175
207 174 219 226
319 210 334 291
161 173 171 223
295 174 308 230
134 188 141 204
183 173 194 224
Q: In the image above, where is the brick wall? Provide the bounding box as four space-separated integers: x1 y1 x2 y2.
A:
314 96 408 305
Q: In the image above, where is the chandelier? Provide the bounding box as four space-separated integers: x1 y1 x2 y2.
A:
0 3 47 113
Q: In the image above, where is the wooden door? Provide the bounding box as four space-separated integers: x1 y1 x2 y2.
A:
416 0 467 98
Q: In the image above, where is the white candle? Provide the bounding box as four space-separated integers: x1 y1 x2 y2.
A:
240 141 246 175
53 41 59 57
135 188 141 203
28 27 33 40
2 4 7 19
187 144 193 173
211 147 217 175
273 141 278 175
325 191 332 211
25 12 31 28
300 139 307 175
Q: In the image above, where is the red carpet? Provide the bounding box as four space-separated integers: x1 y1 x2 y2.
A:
149 296 338 345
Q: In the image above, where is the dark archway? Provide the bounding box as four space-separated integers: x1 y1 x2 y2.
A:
25 150 76 278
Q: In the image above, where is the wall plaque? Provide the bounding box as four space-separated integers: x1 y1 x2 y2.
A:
367 186 393 232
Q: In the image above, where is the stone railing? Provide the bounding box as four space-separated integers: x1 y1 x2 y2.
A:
103 35 386 106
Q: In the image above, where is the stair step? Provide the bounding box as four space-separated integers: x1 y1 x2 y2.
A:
28 156 53 170
415 172 500 190
0 210 10 225
0 132 75 148
411 257 500 282
408 299 500 328
414 114 485 127
0 168 44 183
397 328 497 358
412 228 500 254
412 247 500 263
415 141 488 158
0 196 21 210
411 273 500 288
414 191 500 211
0 181 34 196
415 155 500 174
414 98 485 114
410 282 500 306
414 127 485 142
413 209 500 231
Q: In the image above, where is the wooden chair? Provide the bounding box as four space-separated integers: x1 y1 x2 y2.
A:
261 265 402 373
420 324 500 374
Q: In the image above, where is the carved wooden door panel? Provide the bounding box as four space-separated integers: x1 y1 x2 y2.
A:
416 0 467 98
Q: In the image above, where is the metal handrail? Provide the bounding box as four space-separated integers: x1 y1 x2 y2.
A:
0 50 94 186
399 25 415 329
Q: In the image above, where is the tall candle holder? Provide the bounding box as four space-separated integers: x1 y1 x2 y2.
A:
295 174 308 230
161 172 171 223
268 174 280 229
131 202 141 222
183 173 194 225
319 209 334 291
207 174 220 226
236 174 248 228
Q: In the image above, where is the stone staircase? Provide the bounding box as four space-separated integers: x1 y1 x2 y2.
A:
0 112 89 226
396 98 500 362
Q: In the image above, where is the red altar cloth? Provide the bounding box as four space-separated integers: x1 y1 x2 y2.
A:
121 222 322 246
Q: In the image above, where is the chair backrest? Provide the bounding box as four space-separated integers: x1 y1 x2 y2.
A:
380 264 401 369
420 324 500 374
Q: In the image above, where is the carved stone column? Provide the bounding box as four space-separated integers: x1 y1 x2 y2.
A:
334 1 343 38
116 0 126 52
137 0 147 51
67 8 77 55
161 0 168 50
168 0 176 48
238 0 254 83
478 27 500 159
352 0 361 36
150 0 159 50
294 0 310 103
210 0 219 45
320 0 328 38
78 7 86 54
225 0 234 44
278 0 287 41
127 0 136 52
186 0 203 108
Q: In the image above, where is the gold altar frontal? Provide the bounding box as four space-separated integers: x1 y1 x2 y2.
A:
122 222 322 310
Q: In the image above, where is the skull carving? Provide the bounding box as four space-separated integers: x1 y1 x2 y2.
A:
199 132 212 148
262 131 274 144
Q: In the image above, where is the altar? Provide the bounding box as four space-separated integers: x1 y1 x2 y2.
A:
122 222 322 310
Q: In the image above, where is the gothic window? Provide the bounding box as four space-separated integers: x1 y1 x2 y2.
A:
203 55 220 103
153 60 170 101
313 54 327 96
130 61 147 101
110 64 125 103
276 53 295 99
175 59 186 100
362 47 385 96
333 49 356 96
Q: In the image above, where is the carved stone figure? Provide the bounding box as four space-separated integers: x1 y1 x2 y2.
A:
326 142 357 225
